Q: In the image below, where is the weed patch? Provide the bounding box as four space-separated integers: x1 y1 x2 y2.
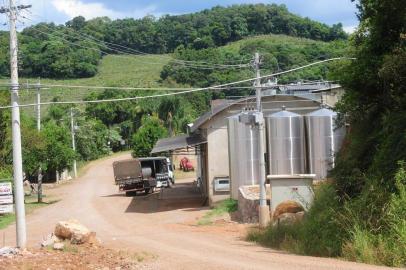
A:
197 199 237 226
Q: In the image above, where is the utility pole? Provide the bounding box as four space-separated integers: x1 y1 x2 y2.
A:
36 79 40 131
254 52 270 228
36 79 43 203
70 108 77 178
0 0 32 249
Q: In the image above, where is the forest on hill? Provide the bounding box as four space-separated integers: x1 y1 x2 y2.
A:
0 3 350 180
249 1 406 267
0 3 347 79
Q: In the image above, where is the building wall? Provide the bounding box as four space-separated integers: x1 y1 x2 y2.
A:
199 95 323 206
206 115 230 205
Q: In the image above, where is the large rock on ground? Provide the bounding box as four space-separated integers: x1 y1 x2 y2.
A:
54 219 92 244
273 200 304 219
273 211 305 226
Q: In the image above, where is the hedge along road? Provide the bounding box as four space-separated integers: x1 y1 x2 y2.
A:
0 153 393 270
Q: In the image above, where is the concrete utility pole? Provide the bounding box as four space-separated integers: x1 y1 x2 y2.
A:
0 0 32 248
36 79 43 203
36 79 41 131
70 108 77 178
254 52 270 228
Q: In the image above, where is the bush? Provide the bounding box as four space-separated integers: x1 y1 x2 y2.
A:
247 184 343 256
247 166 406 267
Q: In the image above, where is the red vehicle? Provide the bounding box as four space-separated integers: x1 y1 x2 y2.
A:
179 157 194 172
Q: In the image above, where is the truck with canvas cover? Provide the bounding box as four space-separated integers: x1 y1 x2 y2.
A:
113 159 157 196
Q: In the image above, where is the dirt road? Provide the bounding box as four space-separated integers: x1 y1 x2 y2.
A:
0 154 393 270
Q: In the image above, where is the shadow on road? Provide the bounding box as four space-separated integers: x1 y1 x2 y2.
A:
125 182 206 214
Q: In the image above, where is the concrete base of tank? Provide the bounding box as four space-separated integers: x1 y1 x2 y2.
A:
237 185 271 223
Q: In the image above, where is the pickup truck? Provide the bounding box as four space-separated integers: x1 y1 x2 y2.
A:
113 159 157 196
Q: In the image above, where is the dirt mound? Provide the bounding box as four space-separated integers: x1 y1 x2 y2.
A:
0 244 154 270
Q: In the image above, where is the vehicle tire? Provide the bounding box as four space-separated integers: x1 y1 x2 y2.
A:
144 188 150 195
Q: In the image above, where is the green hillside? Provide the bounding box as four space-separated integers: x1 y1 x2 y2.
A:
0 34 347 115
0 54 183 114
161 34 347 90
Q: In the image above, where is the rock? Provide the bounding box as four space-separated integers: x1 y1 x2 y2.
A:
53 242 64 251
273 211 305 226
41 233 62 247
273 200 304 219
86 232 102 246
0 247 19 257
54 219 92 244
295 211 305 222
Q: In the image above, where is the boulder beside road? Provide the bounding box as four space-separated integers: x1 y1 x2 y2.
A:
54 219 93 244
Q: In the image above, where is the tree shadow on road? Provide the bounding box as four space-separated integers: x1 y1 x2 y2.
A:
124 183 206 214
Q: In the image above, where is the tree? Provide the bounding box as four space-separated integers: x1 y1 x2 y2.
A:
66 16 86 31
42 122 75 173
131 115 167 157
75 118 110 161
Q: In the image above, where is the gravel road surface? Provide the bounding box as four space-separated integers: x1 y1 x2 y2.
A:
0 154 395 270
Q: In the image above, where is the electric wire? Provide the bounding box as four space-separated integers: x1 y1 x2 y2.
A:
0 57 355 109
28 26 249 70
22 10 252 67
19 13 250 70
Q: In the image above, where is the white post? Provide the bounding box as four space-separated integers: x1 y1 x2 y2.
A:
8 0 27 248
254 52 270 227
36 79 40 131
70 108 77 178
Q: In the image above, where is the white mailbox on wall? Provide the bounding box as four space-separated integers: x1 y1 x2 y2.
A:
267 174 315 216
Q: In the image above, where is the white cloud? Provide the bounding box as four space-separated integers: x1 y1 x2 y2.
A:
343 25 357 34
50 0 159 20
51 0 123 20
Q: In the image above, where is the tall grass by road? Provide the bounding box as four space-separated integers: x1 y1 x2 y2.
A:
247 165 406 267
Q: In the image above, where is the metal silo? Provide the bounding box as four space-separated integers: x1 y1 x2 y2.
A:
305 107 346 179
227 114 260 199
266 107 306 175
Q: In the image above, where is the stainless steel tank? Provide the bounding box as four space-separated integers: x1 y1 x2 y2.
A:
227 114 260 199
305 107 346 179
266 107 306 175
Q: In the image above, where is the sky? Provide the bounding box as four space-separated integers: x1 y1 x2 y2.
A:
1 0 359 33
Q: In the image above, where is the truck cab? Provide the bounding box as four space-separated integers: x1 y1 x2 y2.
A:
166 158 175 184
139 157 171 188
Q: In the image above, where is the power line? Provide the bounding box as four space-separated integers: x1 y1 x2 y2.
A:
29 26 249 70
20 14 250 70
21 11 252 67
0 57 355 109
0 83 261 91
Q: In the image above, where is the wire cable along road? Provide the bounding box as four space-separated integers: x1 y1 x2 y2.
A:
0 57 354 109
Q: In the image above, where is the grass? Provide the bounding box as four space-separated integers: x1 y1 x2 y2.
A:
0 194 59 230
0 54 184 116
174 169 196 180
197 199 237 226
